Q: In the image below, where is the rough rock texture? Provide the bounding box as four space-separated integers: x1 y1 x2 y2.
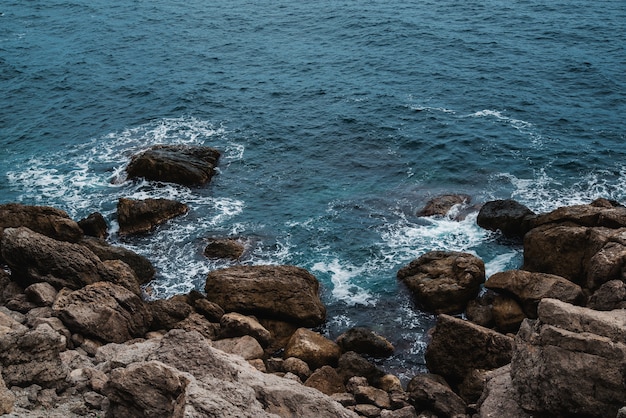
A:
117 197 188 236
205 265 326 327
337 352 386 388
1 227 113 290
52 282 152 343
530 201 626 229
424 314 513 389
24 282 58 307
304 365 346 395
336 327 394 358
397 251 485 314
219 312 272 347
417 194 470 218
476 199 536 238
212 335 265 360
511 299 626 418
126 144 221 186
147 297 193 330
80 236 155 283
406 374 467 418
204 238 245 260
491 295 525 333
475 365 531 418
465 291 496 328
0 203 83 245
193 297 225 322
587 280 626 310
586 239 626 290
0 374 15 414
485 269 584 318
284 328 341 370
77 212 108 239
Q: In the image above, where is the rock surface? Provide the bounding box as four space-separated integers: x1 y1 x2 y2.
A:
204 238 245 260
417 194 470 218
397 251 485 314
79 236 155 283
77 212 108 239
0 203 83 245
476 199 536 238
406 373 467 418
336 327 394 358
117 197 189 236
125 144 221 186
284 328 342 370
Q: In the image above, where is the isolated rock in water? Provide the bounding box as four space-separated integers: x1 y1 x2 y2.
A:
397 250 485 314
0 203 83 244
485 270 584 318
417 194 470 218
125 144 220 186
335 327 394 358
117 197 188 236
80 236 155 283
204 238 245 260
77 212 108 239
406 373 467 418
425 314 513 389
587 280 626 310
284 328 341 370
1 227 110 290
205 265 326 327
52 282 152 343
511 299 626 418
476 199 536 238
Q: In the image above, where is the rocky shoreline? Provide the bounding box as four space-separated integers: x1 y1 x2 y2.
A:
1 145 625 417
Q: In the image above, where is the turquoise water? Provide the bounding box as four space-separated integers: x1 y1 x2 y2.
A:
2 0 625 380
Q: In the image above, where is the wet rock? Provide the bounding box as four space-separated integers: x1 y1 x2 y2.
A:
117 197 188 236
284 328 341 370
204 238 245 260
52 282 152 343
406 373 467 418
587 280 626 310
77 212 108 239
126 144 220 186
425 314 513 389
219 312 272 347
304 365 346 395
485 270 584 318
531 202 626 229
417 194 470 218
397 251 485 314
205 265 326 327
80 236 155 283
336 327 394 358
476 199 536 238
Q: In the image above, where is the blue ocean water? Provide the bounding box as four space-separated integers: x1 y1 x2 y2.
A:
2 0 625 380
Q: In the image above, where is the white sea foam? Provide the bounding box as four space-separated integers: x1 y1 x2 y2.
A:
467 109 544 146
485 251 522 278
312 259 377 307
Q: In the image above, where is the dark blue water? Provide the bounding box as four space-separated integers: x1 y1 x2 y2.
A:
2 0 625 381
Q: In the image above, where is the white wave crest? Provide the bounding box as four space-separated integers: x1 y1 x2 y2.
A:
312 258 377 307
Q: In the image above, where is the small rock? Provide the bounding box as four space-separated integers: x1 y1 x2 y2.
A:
353 385 391 409
117 197 188 236
417 194 471 218
303 365 346 395
380 406 419 418
204 238 245 260
331 392 357 407
24 282 58 307
354 403 382 418
212 335 264 360
284 328 341 370
78 212 108 239
283 357 312 381
219 312 272 347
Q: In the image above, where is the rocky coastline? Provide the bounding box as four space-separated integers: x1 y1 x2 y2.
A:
1 145 625 417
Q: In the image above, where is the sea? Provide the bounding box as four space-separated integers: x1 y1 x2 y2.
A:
1 0 625 382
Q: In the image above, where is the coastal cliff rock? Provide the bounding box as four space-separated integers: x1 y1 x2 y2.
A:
284 328 342 370
397 251 485 314
0 203 83 245
125 144 221 186
476 199 536 238
205 265 326 327
79 236 155 283
117 197 188 236
77 212 108 239
406 373 467 418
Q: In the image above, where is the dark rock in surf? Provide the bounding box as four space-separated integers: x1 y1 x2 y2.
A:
476 199 536 238
417 194 471 218
78 212 108 239
397 251 485 314
204 238 245 260
117 197 188 236
125 144 220 186
335 327 394 358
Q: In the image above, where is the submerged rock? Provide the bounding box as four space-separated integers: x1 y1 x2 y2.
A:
117 197 188 236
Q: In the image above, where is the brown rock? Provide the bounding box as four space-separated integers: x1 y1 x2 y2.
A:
587 280 626 310
475 365 531 418
476 199 536 238
336 327 394 358
304 365 346 395
0 203 83 244
491 295 525 333
204 238 245 260
148 297 194 330
353 384 391 409
219 312 272 347
101 259 143 295
24 282 58 307
0 373 15 414
126 144 220 186
397 251 485 314
282 357 312 381
425 314 513 389
465 290 496 328
417 194 470 218
77 212 108 239
485 270 584 318
193 297 225 322
586 240 626 290
117 197 188 236
354 404 382 418
284 328 341 370
205 265 326 327
173 312 220 340
531 202 626 229
52 282 152 343
258 318 299 354
337 351 386 388
212 335 265 360
380 406 419 418
406 373 467 418
80 236 155 283
458 368 488 404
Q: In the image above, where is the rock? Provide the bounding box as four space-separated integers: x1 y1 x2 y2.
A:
490 295 525 333
79 236 155 283
586 240 626 290
147 297 193 331
337 351 386 388
282 357 312 381
336 327 394 358
354 403 382 417
353 384 391 409
0 203 83 244
587 280 626 310
380 406 419 418
476 199 536 238
465 291 496 328
0 373 15 414
205 265 326 327
204 238 245 260
511 299 626 418
284 328 341 370
219 312 272 347
458 368 488 404
258 318 299 354
531 202 626 229
1 227 115 290
522 224 612 285
485 270 584 318
424 314 513 389
475 365 531 418
172 312 220 341
304 365 346 395
193 297 225 322
397 251 485 314
378 374 403 394
212 335 265 360
406 373 467 418
125 144 221 186
117 197 188 236
77 212 108 239
0 310 28 335
24 282 58 307
52 282 152 343
417 194 470 218
332 392 357 407
101 259 143 295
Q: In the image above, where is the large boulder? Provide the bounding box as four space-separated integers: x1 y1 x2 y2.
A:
80 236 155 283
117 197 188 236
511 299 626 418
284 328 341 370
335 327 394 358
476 199 536 238
205 265 326 327
0 203 83 244
397 251 485 314
485 270 584 318
125 144 220 186
530 200 626 229
425 314 513 389
1 227 113 290
52 282 152 343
